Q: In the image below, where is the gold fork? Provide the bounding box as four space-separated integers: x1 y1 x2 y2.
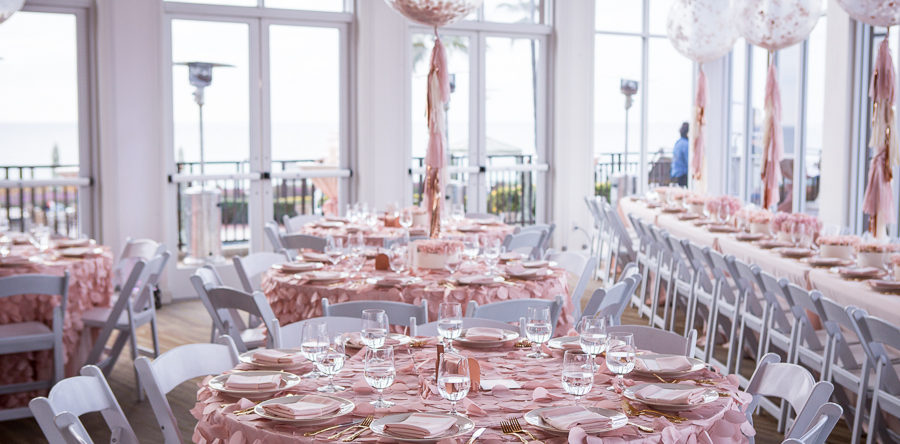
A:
499 419 528 444
510 417 540 442
342 415 375 442
327 415 374 440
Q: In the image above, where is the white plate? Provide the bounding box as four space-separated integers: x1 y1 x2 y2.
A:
342 332 412 349
631 354 707 378
273 262 324 273
546 336 583 351
238 349 306 369
521 260 557 268
623 383 719 411
370 412 475 443
506 268 554 280
523 406 628 435
253 394 354 423
207 370 300 399
58 247 103 257
370 276 423 287
304 271 349 284
455 275 505 285
55 239 92 248
453 329 519 348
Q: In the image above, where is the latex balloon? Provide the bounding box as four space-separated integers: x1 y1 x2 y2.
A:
835 0 900 27
383 0 483 28
667 0 739 63
736 0 823 51
0 0 24 24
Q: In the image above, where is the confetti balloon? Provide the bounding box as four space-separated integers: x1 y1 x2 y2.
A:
0 0 24 24
666 0 739 63
736 0 823 51
835 0 900 27
383 0 482 28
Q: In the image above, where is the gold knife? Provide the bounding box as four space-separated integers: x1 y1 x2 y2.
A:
467 427 486 444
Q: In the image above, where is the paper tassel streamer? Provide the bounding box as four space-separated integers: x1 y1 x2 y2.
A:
862 37 898 237
424 33 450 238
761 61 784 210
691 68 707 181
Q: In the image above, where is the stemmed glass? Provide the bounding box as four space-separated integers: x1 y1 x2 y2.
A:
437 302 463 352
389 245 407 273
315 334 347 393
483 238 501 274
451 204 465 224
300 321 328 379
578 317 607 370
462 237 479 266
605 332 635 391
365 346 396 408
445 250 462 276
399 208 413 233
717 205 732 225
562 351 594 404
525 306 552 359
361 309 388 349
325 236 343 266
437 352 470 416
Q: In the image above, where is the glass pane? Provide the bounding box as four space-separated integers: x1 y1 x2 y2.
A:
728 40 747 197
648 0 675 35
171 20 250 248
0 12 81 235
165 0 256 6
269 25 341 218
647 38 693 187
264 0 344 11
777 45 800 212
803 18 826 215
594 34 642 197
747 45 768 207
596 0 642 33
483 0 540 23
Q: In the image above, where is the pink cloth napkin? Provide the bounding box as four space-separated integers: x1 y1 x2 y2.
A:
383 413 458 438
280 262 320 272
224 374 282 390
252 349 303 366
464 327 507 341
260 395 341 419
302 253 332 263
458 275 498 285
635 355 694 373
539 406 612 433
634 385 708 405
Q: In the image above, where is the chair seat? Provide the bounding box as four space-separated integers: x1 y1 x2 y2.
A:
0 322 55 351
82 307 154 329
0 321 52 339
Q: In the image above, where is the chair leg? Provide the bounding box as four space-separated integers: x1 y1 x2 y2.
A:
125 327 143 401
865 391 878 444
725 312 739 374
150 317 161 358
705 296 719 364
53 337 64 385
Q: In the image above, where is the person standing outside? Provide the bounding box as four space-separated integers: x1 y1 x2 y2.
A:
670 122 689 187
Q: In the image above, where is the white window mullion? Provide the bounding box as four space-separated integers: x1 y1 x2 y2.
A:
475 32 488 214
793 40 809 213
638 0 649 195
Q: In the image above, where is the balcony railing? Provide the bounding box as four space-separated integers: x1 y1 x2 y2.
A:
0 164 81 236
593 153 674 201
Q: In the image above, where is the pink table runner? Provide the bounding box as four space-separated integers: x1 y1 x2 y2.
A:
296 218 514 248
192 341 753 443
262 262 574 333
0 244 113 408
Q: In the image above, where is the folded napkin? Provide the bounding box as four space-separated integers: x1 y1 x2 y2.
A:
521 260 550 268
224 374 282 390
280 262 320 272
252 349 303 366
303 253 332 263
344 332 402 348
260 395 341 419
539 406 613 433
377 275 413 286
382 413 458 439
464 327 507 341
635 355 694 373
560 338 583 350
457 275 498 285
506 266 543 279
634 385 708 405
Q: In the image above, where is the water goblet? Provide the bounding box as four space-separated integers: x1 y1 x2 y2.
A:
445 254 462 276
315 335 347 393
361 309 388 349
299 321 328 379
525 306 552 359
399 208 413 231
605 333 635 391
389 245 407 273
562 351 594 404
365 346 396 408
462 237 479 265
483 238 501 273
437 302 463 352
577 317 606 370
437 352 470 416
325 236 343 266
451 203 465 223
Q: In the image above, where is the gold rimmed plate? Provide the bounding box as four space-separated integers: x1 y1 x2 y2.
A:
369 412 475 443
523 406 628 435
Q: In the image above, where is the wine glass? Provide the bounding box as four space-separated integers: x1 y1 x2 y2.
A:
325 236 343 266
348 232 364 254
315 334 346 392
462 236 479 265
365 346 396 408
577 317 606 370
605 332 635 391
451 203 465 224
437 302 463 352
437 352 470 416
717 204 731 225
300 321 328 379
0 235 9 258
389 245 407 273
348 250 365 275
361 309 388 349
365 211 378 229
483 238 501 274
525 306 552 359
399 208 413 231
562 351 593 404
445 253 462 276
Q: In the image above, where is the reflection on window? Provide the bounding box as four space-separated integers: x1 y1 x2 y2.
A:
647 38 692 164
483 0 542 23
803 18 827 215
595 0 641 33
411 34 470 160
648 0 675 35
728 41 747 197
594 34 642 188
485 37 538 156
264 0 344 11
747 45 768 207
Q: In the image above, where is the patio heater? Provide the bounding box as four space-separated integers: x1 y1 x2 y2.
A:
616 78 639 200
175 61 232 265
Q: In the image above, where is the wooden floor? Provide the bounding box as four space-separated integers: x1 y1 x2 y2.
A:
0 298 854 443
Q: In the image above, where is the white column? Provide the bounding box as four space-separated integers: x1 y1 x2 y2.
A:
551 0 595 251
701 57 729 195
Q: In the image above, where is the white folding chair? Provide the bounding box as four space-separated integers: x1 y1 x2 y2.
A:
321 299 428 328
600 200 636 281
626 215 657 318
233 251 290 293
274 317 364 348
466 295 564 335
413 317 519 337
754 271 795 362
581 276 640 326
112 237 165 291
282 214 320 233
606 325 697 357
729 260 770 388
849 308 900 444
781 403 843 444
515 223 555 257
135 336 240 444
682 241 716 344
190 271 279 352
0 273 68 420
29 365 138 444
264 221 284 252
84 250 170 400
502 230 546 260
703 249 743 374
780 284 829 377
280 233 328 257
546 251 597 322
745 353 835 443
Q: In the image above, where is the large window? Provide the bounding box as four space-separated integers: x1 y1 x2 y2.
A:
0 7 94 237
593 0 694 200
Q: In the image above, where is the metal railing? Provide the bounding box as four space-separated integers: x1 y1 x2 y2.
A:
0 164 81 236
593 153 674 201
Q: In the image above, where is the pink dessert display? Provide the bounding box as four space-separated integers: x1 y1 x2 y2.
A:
817 235 860 260
856 241 897 269
410 239 462 270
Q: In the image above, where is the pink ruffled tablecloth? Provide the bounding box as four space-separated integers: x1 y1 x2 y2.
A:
0 244 113 408
296 218 514 248
262 262 575 334
192 340 754 443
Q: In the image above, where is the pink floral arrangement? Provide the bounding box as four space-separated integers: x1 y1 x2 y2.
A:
856 242 898 253
890 254 900 266
685 195 708 205
413 239 462 254
705 195 742 216
774 212 822 235
817 235 861 246
745 209 773 224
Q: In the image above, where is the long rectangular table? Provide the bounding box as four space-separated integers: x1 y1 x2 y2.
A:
618 197 900 325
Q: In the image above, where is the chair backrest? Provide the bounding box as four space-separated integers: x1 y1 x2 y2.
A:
516 223 555 253
29 365 138 444
502 230 546 260
606 325 696 357
0 273 69 312
781 402 843 444
132 250 171 314
114 237 164 289
600 201 634 255
780 283 825 352
134 336 240 444
233 252 289 293
686 242 715 293
581 277 639 325
264 221 284 252
279 233 327 254
321 299 428 327
810 295 863 370
189 273 278 352
414 317 519 337
85 259 150 368
746 353 834 439
849 308 900 395
274 317 364 348
282 214 320 233
466 295 564 335
547 252 597 321
728 258 767 317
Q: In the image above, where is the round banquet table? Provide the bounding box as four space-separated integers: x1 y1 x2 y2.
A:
261 260 575 334
295 218 515 248
191 340 754 443
0 242 113 409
